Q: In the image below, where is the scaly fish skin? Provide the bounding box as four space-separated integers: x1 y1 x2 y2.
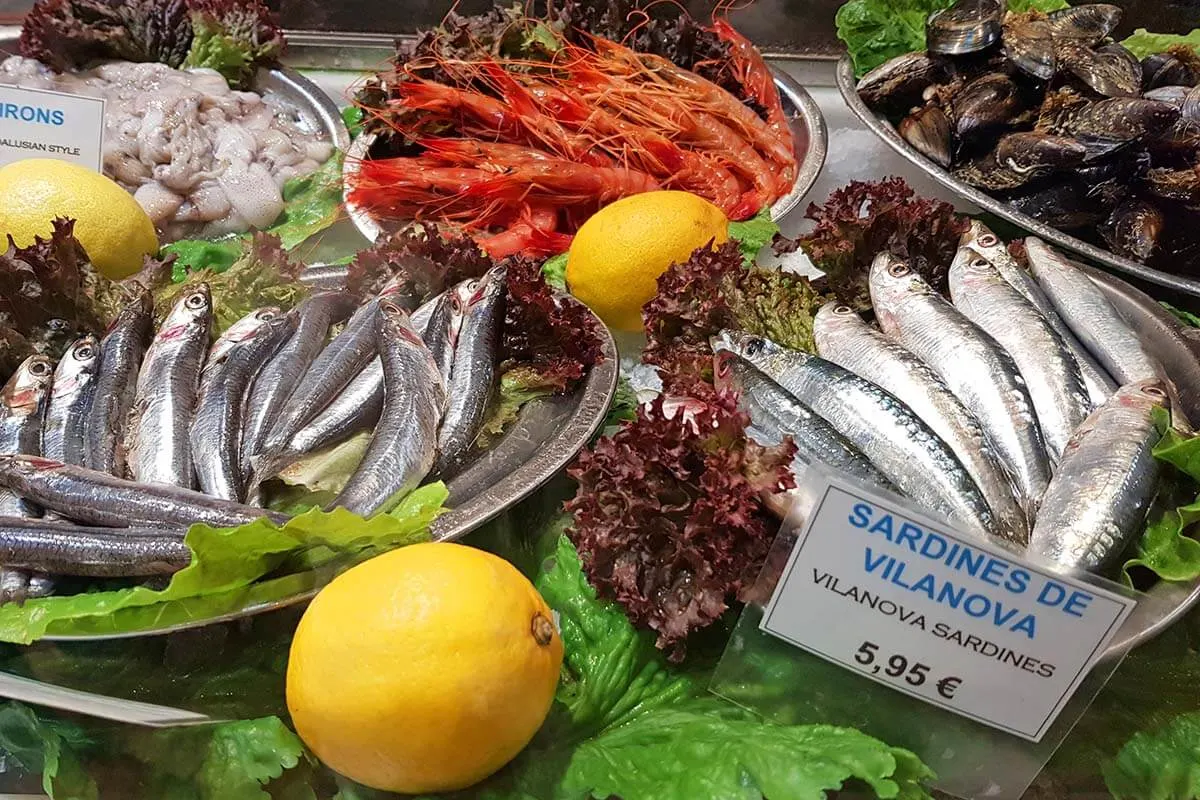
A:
331 300 444 517
86 292 153 476
869 254 1051 519
1030 381 1168 571
0 517 190 577
126 285 212 487
949 248 1090 462
713 330 1002 544
42 335 100 466
813 302 1029 543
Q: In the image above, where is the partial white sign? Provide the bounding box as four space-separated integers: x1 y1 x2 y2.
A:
760 475 1136 742
0 85 104 171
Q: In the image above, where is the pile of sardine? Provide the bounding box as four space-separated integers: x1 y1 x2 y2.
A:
715 221 1192 574
0 267 508 602
857 1 1200 271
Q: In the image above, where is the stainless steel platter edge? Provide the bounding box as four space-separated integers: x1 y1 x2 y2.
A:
835 55 1200 300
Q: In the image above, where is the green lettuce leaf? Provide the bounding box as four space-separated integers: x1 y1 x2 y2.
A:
341 106 365 139
0 484 445 643
542 253 568 291
198 718 304 800
270 154 345 250
1103 711 1200 800
727 208 780 266
1163 302 1200 330
1125 425 1200 584
477 365 571 447
603 375 639 430
1121 29 1200 60
163 239 244 282
0 702 96 800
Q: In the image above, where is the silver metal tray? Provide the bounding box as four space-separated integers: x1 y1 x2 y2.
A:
45 295 618 641
836 55 1200 300
343 66 828 242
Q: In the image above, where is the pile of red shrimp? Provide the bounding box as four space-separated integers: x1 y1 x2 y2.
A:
346 20 798 258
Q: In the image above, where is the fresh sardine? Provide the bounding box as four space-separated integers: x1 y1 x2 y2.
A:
436 267 505 476
714 331 1002 543
1025 238 1163 385
812 302 1029 543
126 285 212 487
1030 381 1168 571
949 248 1091 461
962 221 1116 407
242 292 356 472
330 300 444 517
0 356 54 601
870 254 1051 516
42 336 100 466
191 308 293 501
0 455 288 529
0 517 190 577
713 348 895 492
86 292 153 476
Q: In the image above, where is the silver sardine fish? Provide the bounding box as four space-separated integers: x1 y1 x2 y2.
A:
949 248 1091 462
0 517 190 577
242 291 356 472
1025 237 1163 386
435 267 506 476
713 348 895 492
42 335 100 466
86 292 153 476
191 308 293 501
0 455 288 529
961 221 1116 407
870 254 1051 517
330 299 444 517
714 330 1002 543
126 285 212 487
1030 381 1168 571
812 302 1029 543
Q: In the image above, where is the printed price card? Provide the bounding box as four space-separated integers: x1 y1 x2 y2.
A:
760 476 1136 742
0 85 104 171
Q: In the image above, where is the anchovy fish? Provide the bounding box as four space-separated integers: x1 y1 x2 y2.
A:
42 335 100 466
1025 237 1163 386
85 292 153 475
1030 381 1168 571
436 267 506 476
422 289 465 387
330 300 444 517
0 517 190 577
713 348 895 492
0 455 289 529
812 302 1029 543
192 308 293 501
713 331 1002 543
869 254 1051 517
949 248 1091 462
126 285 212 487
962 221 1116 407
242 292 356 473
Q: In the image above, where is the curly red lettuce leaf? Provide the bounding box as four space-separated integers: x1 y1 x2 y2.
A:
346 226 494 299
566 391 796 661
798 177 968 307
20 0 193 70
184 0 284 88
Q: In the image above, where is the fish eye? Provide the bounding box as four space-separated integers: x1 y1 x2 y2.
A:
185 292 207 310
74 344 94 360
1143 385 1167 399
834 305 854 315
28 360 50 376
887 262 910 278
258 309 278 321
972 258 990 269
745 339 764 356
978 234 998 247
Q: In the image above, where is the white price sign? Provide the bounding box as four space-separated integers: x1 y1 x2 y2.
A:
0 84 104 172
760 475 1136 742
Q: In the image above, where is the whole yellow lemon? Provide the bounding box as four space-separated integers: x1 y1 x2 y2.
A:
287 542 563 794
0 159 158 279
567 190 729 331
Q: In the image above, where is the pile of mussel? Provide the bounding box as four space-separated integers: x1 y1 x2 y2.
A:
857 1 1200 273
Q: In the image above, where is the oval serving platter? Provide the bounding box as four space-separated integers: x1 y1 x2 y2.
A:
836 55 1200 301
343 66 828 242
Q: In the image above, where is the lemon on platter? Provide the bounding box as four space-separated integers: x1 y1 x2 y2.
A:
0 158 158 279
286 542 563 794
566 190 729 331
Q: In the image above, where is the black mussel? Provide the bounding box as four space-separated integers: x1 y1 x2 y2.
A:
1101 199 1165 261
1064 98 1182 145
858 52 950 111
1147 164 1200 205
1046 4 1123 44
952 72 1023 140
926 0 1003 56
1185 86 1200 127
1034 87 1090 132
1078 151 1151 210
1002 14 1057 80
899 103 954 167
1061 42 1142 98
1142 51 1200 91
953 154 1037 191
995 132 1089 172
1145 85 1191 107
1008 182 1105 229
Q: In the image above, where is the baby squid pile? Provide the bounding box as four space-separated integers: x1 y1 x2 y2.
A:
0 268 508 603
715 222 1186 574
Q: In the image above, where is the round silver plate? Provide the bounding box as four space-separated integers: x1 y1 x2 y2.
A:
343 67 828 242
836 55 1200 300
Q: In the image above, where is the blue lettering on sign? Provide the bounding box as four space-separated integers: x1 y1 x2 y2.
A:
0 103 64 126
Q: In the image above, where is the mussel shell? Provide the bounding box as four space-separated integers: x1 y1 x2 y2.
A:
1144 85 1192 107
1046 4 1123 44
1007 182 1105 229
1060 42 1142 98
1100 199 1165 261
1147 165 1200 205
1065 97 1182 143
994 131 1089 172
926 0 1003 56
1002 17 1057 80
898 103 954 167
953 153 1037 191
952 72 1023 139
1142 52 1199 91
858 52 949 111
1185 86 1200 126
